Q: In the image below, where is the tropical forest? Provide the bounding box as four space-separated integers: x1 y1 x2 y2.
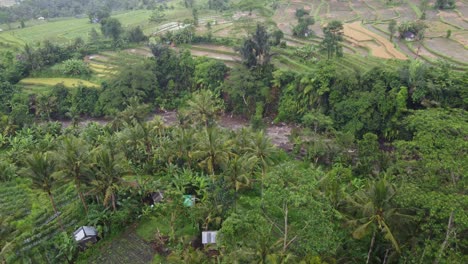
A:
0 0 466 263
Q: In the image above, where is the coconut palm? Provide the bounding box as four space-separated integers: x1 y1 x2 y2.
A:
55 136 91 214
192 127 233 175
167 127 195 167
224 154 255 192
245 131 278 199
180 89 224 129
21 152 64 230
345 178 413 263
89 147 127 211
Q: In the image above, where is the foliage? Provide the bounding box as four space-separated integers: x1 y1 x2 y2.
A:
100 17 123 42
125 26 148 43
388 20 397 41
208 0 230 11
398 20 428 40
434 0 456 9
293 16 315 38
238 24 272 68
60 59 91 76
320 20 344 59
149 9 166 23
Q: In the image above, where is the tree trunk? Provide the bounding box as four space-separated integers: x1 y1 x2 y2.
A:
76 180 88 214
48 191 64 231
283 201 288 252
78 190 88 214
366 230 376 264
434 211 454 264
112 193 117 212
383 248 390 264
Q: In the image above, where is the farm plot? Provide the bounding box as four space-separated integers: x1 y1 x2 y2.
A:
177 44 241 63
452 30 468 47
393 5 418 20
424 37 468 64
328 0 357 22
439 11 468 29
0 10 153 49
421 20 456 38
19 78 99 88
350 0 376 21
343 22 407 59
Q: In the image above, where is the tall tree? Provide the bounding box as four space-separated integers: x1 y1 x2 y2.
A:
55 136 91 214
239 24 272 68
346 179 413 263
180 89 224 129
192 8 199 26
89 147 126 211
245 131 277 200
22 152 64 230
320 20 344 59
100 17 123 41
192 127 233 175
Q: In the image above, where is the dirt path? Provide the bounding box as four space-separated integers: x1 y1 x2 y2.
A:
62 111 294 150
158 111 293 150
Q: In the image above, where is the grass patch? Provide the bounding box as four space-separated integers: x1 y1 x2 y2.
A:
136 213 198 243
404 0 422 18
19 78 100 88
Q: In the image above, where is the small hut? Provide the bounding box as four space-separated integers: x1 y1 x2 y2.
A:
403 31 416 41
150 191 164 205
202 231 218 245
73 226 98 248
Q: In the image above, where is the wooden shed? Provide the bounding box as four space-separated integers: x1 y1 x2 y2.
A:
73 226 98 249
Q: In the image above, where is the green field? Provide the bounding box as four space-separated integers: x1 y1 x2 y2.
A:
0 2 199 52
19 78 99 88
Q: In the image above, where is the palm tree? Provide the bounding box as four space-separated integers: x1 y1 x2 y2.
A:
21 152 64 230
65 105 80 128
89 147 126 211
345 178 413 263
180 89 224 129
55 136 91 214
245 131 277 199
224 154 255 209
192 127 233 175
168 127 195 167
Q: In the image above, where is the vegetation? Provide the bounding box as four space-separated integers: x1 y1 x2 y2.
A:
0 0 467 263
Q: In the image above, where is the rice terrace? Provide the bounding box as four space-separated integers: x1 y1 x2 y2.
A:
0 0 467 263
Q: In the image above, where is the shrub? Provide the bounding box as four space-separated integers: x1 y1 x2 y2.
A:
61 59 91 76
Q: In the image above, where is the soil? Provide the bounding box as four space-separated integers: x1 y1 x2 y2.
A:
344 22 407 60
60 111 295 151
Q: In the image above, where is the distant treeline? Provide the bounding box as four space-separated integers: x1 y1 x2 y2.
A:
0 0 167 23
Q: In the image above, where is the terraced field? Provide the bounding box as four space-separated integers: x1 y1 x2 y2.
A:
2 0 465 70
344 22 407 60
19 78 99 88
262 0 468 68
